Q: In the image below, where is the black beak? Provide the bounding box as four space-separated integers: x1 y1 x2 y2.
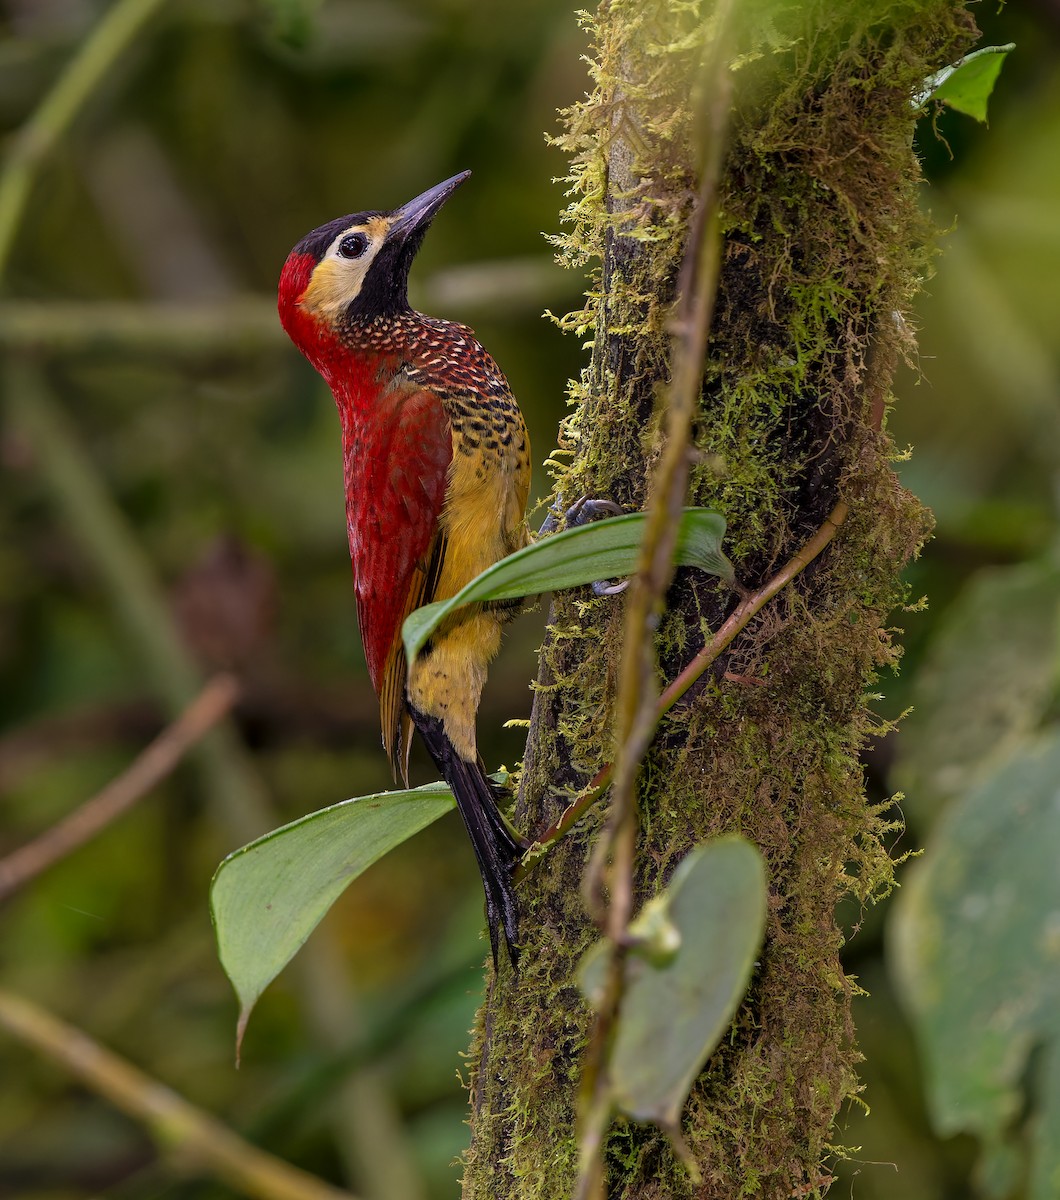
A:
388 171 471 241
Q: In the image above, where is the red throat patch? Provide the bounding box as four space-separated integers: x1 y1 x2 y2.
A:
277 252 341 382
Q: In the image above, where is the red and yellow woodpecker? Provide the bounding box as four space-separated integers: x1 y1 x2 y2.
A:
277 172 529 966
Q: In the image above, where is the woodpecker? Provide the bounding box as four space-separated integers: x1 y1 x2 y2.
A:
277 172 530 966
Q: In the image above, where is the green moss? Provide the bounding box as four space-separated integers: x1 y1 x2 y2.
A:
462 1 977 1197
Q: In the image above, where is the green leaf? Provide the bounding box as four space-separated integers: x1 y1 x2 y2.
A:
211 783 454 1051
890 730 1060 1198
893 559 1060 829
916 44 1014 123
403 508 731 665
579 836 766 1127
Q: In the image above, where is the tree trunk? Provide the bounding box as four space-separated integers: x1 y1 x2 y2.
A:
464 2 975 1196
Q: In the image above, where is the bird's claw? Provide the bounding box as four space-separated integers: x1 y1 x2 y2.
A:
539 494 629 597
565 495 624 527
568 496 628 594
538 494 625 537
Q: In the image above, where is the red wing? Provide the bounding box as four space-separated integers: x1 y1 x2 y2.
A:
377 529 447 780
341 385 452 769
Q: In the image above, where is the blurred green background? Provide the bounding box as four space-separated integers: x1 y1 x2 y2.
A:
0 1 1057 1197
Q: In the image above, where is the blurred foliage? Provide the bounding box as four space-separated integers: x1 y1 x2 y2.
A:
835 3 1060 1197
0 0 1057 1198
892 730 1060 1200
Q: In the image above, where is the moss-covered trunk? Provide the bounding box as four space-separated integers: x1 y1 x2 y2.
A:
463 2 974 1196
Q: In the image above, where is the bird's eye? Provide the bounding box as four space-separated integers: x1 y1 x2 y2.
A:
338 232 369 259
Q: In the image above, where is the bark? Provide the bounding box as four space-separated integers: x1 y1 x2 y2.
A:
463 2 976 1197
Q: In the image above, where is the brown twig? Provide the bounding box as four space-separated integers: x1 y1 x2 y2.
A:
0 985 357 1200
0 674 240 903
588 0 733 933
573 8 736 1196
656 500 851 718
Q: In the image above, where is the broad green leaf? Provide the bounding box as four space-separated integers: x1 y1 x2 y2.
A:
916 44 1014 123
211 783 454 1049
890 730 1060 1199
893 559 1060 829
580 836 766 1127
403 508 731 664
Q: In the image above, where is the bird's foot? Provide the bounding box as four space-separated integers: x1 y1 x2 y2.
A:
539 493 625 535
540 494 629 596
563 495 624 527
591 577 629 596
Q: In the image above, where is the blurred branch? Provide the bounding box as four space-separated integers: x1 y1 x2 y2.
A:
0 299 284 355
0 256 579 357
0 0 171 282
417 256 583 316
0 985 358 1200
0 674 240 903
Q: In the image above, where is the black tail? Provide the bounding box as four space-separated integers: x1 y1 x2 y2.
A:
409 708 523 968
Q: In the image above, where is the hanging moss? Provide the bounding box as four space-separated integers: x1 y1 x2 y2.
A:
463 2 976 1197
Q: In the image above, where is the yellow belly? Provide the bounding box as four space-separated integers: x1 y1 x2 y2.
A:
406 415 531 761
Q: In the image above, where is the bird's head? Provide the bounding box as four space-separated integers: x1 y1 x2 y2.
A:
278 170 470 360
